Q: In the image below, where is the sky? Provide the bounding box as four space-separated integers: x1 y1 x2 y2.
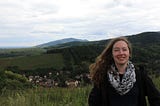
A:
0 0 160 47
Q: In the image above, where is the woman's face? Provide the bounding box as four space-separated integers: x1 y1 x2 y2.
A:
112 40 130 66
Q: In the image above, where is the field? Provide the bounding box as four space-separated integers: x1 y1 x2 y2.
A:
0 76 160 106
0 53 64 70
0 86 91 106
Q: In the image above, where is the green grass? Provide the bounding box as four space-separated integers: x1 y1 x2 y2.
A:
0 86 92 106
0 76 160 106
152 76 160 90
0 53 64 70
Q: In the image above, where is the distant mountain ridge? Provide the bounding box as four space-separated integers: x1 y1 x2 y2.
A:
36 38 88 48
47 31 160 49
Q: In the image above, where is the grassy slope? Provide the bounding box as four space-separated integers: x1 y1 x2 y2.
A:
0 53 64 70
0 79 160 106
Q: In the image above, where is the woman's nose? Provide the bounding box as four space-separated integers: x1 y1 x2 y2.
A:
119 49 124 54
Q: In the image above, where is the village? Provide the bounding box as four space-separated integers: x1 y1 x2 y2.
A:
28 71 91 88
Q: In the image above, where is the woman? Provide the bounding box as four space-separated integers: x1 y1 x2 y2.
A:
88 37 160 106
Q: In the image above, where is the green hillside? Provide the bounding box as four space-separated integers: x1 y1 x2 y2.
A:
47 31 160 75
0 54 64 70
0 31 159 77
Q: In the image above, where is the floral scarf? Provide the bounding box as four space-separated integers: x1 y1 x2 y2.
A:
108 61 136 95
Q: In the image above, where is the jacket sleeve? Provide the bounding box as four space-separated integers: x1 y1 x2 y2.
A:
142 70 160 106
88 85 102 106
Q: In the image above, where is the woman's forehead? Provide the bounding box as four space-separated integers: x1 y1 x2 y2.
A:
113 41 128 47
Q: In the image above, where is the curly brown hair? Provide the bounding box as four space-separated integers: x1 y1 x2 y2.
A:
89 36 132 86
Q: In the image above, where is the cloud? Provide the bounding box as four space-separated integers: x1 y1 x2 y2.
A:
0 0 160 47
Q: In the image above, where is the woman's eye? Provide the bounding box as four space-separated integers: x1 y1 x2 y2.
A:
122 48 128 51
114 49 120 52
123 49 127 51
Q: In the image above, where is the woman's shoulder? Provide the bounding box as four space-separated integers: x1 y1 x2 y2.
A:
135 64 147 75
134 64 149 83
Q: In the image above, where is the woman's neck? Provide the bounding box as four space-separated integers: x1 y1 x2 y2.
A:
115 63 128 74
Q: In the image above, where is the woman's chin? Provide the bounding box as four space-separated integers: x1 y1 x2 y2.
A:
116 61 128 65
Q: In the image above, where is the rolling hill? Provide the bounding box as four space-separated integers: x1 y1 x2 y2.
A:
0 31 159 77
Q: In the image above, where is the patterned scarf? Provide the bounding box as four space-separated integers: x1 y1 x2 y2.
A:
108 61 136 95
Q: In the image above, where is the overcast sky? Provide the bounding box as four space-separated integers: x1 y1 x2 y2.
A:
0 0 160 47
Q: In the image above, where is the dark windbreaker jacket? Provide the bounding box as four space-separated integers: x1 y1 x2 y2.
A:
88 67 160 106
